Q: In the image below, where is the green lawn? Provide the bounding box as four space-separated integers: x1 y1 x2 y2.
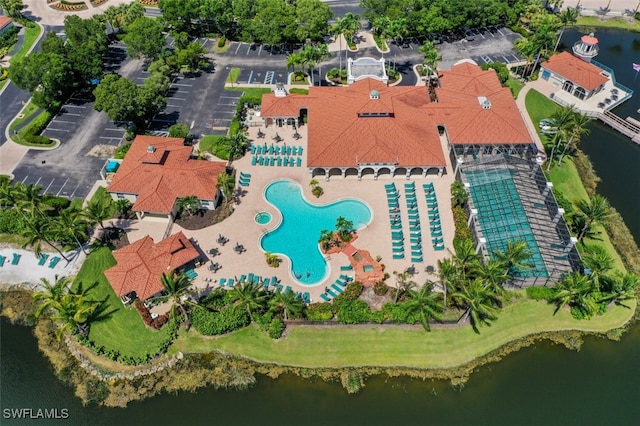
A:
525 89 626 273
225 87 272 98
89 186 116 218
576 17 640 32
169 297 635 369
226 67 241 83
11 24 42 64
199 135 229 159
74 248 172 358
8 101 40 131
13 110 55 147
506 76 525 98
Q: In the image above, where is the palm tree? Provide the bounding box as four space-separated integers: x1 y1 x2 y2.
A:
227 132 249 168
437 257 458 308
582 245 614 291
54 208 91 255
472 259 510 297
557 112 591 165
175 195 199 217
14 182 47 219
159 271 192 327
492 239 533 280
601 273 639 308
450 180 468 208
229 280 268 321
551 272 598 318
418 40 442 87
335 216 353 241
387 17 408 47
268 288 304 321
33 275 73 317
332 13 361 72
216 171 234 201
372 16 391 44
114 199 132 218
452 279 501 333
576 195 612 243
393 269 416 303
83 196 111 229
299 44 330 85
452 238 481 279
318 229 333 251
286 52 302 72
264 252 280 267
22 217 69 261
546 105 575 171
404 282 444 331
553 7 579 52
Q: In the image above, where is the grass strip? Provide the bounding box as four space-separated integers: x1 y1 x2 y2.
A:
226 67 241 83
169 297 635 369
576 17 640 32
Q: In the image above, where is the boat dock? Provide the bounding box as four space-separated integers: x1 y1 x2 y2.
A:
597 111 640 144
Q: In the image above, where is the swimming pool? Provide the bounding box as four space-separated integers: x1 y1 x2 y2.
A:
254 211 272 225
260 180 372 285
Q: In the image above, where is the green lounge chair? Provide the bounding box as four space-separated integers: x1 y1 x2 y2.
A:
321 293 331 302
271 276 278 285
285 285 292 293
327 288 339 297
434 244 445 251
12 253 21 265
331 284 344 294
277 157 282 166
393 253 405 259
303 292 310 303
0 255 5 267
48 256 60 269
411 251 422 256
411 257 423 262
335 279 346 287
276 284 283 293
219 278 227 286
298 146 303 155
239 274 247 283
296 157 302 167
392 241 404 247
37 253 49 266
340 265 353 271
227 278 235 287
393 247 405 253
339 274 352 282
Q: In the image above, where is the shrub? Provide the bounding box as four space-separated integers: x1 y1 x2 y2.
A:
0 208 26 234
217 36 226 48
481 62 509 85
114 143 132 159
311 186 324 198
452 205 472 241
305 302 334 321
168 123 189 138
552 187 573 215
337 281 363 301
0 26 18 50
335 299 371 324
43 196 71 210
190 305 250 335
289 88 309 95
381 302 420 324
268 317 285 339
373 281 389 296
526 286 555 302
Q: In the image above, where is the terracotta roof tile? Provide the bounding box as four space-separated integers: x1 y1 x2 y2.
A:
541 51 608 91
104 232 199 300
0 17 12 29
107 136 227 214
261 62 531 167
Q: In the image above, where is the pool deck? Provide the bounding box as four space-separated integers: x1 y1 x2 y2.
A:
160 124 456 304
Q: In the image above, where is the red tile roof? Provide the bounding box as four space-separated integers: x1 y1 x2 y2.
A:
104 231 199 301
0 16 12 29
541 51 608 91
107 136 226 214
261 62 531 168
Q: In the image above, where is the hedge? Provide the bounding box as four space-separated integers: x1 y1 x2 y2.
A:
189 305 250 336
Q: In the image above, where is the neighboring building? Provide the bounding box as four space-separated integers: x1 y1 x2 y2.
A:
0 16 14 36
107 135 226 219
261 60 533 180
104 231 200 302
539 51 608 101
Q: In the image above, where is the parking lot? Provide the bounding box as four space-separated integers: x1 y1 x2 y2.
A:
222 41 301 58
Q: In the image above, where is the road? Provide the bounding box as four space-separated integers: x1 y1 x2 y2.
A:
0 24 61 146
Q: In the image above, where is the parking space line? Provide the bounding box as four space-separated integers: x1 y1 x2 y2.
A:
172 83 192 87
152 118 177 123
105 128 121 131
201 39 208 48
51 120 75 124
511 54 520 61
63 105 86 109
167 104 182 108
501 55 510 63
497 28 505 36
43 178 55 194
258 45 263 55
46 128 70 132
168 97 186 101
246 44 252 55
488 31 495 38
33 176 42 186
99 136 120 139
55 179 69 197
234 43 242 54
68 183 80 199
59 113 82 117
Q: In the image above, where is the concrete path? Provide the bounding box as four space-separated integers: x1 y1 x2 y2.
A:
515 80 553 160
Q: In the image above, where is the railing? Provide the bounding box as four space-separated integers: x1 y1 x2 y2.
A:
592 59 634 97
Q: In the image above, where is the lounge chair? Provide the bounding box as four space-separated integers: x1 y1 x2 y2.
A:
271 276 279 285
335 279 346 287
393 247 405 253
276 157 282 166
298 146 303 155
340 265 353 271
0 255 5 267
303 292 311 304
331 284 344 294
48 256 60 269
239 274 247 283
296 157 302 167
320 293 331 302
263 279 270 289
391 224 402 230
247 273 255 283
393 253 405 259
219 278 227 286
411 251 423 256
251 156 258 166
276 284 283 293
431 231 443 237
434 244 445 251
227 278 235 287
327 288 339 297
37 253 49 266
411 244 422 250
339 274 352 282
292 146 297 155
11 253 21 265
411 257 424 262
392 241 404 247
284 285 292 293
410 226 421 232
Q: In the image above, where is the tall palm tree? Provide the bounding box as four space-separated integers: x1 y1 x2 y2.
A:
437 257 458 308
450 180 468 208
546 105 575 171
551 272 597 318
452 279 501 333
268 288 304 321
159 271 192 327
33 275 73 317
22 217 69 261
54 208 91 255
393 270 416 303
553 7 579 52
576 195 612 243
387 17 408 46
582 245 614 291
14 182 47 219
404 282 444 331
601 273 639 308
83 196 111 229
557 112 591 165
299 44 330 85
332 13 361 72
418 40 442 87
492 239 533 280
318 229 334 251
472 259 510 297
229 280 269 321
227 132 249 168
452 238 481 279
335 216 353 241
216 171 234 201
286 52 302 72
372 16 391 44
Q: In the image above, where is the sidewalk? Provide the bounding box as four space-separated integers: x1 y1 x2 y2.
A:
515 80 552 159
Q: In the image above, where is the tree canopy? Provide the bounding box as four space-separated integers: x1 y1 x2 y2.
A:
123 17 166 60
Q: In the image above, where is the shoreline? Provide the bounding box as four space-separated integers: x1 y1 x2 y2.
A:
1 287 637 406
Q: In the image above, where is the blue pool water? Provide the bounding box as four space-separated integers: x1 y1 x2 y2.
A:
260 180 372 285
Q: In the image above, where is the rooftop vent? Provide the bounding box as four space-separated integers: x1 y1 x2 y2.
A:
478 96 491 109
370 89 379 100
274 82 287 98
147 145 156 153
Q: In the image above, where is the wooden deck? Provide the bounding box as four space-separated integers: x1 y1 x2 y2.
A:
597 111 640 144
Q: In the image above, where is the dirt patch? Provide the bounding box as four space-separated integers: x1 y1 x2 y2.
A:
86 144 117 157
175 203 234 230
360 286 391 310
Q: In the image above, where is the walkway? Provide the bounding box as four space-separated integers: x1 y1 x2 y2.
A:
514 80 548 159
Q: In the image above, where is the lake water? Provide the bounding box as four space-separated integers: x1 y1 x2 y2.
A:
1 28 640 426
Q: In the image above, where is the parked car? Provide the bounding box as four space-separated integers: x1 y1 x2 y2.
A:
465 31 475 41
